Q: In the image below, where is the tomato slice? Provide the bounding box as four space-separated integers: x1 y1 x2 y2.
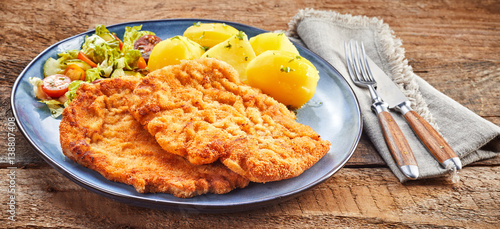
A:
64 64 86 81
78 51 97 68
41 74 71 98
134 35 162 61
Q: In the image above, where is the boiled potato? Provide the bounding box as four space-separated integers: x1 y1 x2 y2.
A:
249 32 299 56
148 36 205 71
183 22 239 48
202 31 256 83
246 50 319 108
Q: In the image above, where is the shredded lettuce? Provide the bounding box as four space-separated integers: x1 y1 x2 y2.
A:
64 80 83 107
57 50 79 62
85 67 102 82
95 24 116 41
33 24 153 119
110 68 125 78
122 25 155 53
81 34 121 67
40 100 64 118
84 59 115 81
79 24 152 79
123 49 143 70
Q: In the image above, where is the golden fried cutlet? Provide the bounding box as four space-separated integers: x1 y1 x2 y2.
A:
59 76 249 198
128 58 331 183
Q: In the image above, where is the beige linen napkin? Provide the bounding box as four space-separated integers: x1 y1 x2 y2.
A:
286 9 500 182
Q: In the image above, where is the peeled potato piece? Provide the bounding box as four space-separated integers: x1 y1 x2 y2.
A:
183 22 239 48
148 36 205 71
202 31 256 83
249 32 299 56
246 50 319 109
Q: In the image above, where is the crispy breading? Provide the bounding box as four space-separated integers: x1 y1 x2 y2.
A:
128 58 331 183
59 76 249 198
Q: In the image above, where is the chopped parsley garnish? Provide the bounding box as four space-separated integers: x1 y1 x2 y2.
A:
202 46 210 51
288 55 302 63
193 22 201 26
224 42 232 49
280 66 295 73
236 31 245 40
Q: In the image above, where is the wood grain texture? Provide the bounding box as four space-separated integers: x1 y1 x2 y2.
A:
0 167 499 228
378 111 417 167
404 110 457 164
0 0 499 227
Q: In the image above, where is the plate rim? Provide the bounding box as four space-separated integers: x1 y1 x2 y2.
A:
10 18 363 212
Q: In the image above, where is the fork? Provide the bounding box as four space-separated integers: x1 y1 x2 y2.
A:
344 40 419 179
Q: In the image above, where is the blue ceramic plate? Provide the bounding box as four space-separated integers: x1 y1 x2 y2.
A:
11 19 362 213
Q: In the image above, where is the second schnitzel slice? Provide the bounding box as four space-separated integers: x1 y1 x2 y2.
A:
128 58 331 183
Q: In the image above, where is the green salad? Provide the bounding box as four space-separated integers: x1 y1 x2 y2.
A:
29 24 155 117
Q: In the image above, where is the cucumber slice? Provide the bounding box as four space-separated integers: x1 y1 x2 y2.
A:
65 59 92 71
43 57 63 77
100 33 114 42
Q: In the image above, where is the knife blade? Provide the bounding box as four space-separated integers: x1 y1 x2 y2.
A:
372 60 462 170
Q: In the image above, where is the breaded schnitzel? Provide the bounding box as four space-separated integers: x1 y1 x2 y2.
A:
59 76 249 198
128 58 331 183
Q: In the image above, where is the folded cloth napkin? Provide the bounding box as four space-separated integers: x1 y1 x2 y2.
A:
286 9 500 182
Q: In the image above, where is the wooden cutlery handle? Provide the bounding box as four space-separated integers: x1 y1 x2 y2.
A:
403 110 458 164
378 111 418 167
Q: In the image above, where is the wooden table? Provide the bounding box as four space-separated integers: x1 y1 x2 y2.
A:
1 0 499 228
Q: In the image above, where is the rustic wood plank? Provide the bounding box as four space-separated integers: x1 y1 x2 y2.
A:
0 0 499 227
1 0 498 168
0 167 498 228
1 0 499 168
416 61 500 118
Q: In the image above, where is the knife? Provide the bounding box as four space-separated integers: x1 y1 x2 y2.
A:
374 63 462 170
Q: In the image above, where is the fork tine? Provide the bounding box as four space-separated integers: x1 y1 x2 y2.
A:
345 40 376 86
350 40 364 82
353 41 369 82
344 41 357 82
360 41 375 82
349 41 359 81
